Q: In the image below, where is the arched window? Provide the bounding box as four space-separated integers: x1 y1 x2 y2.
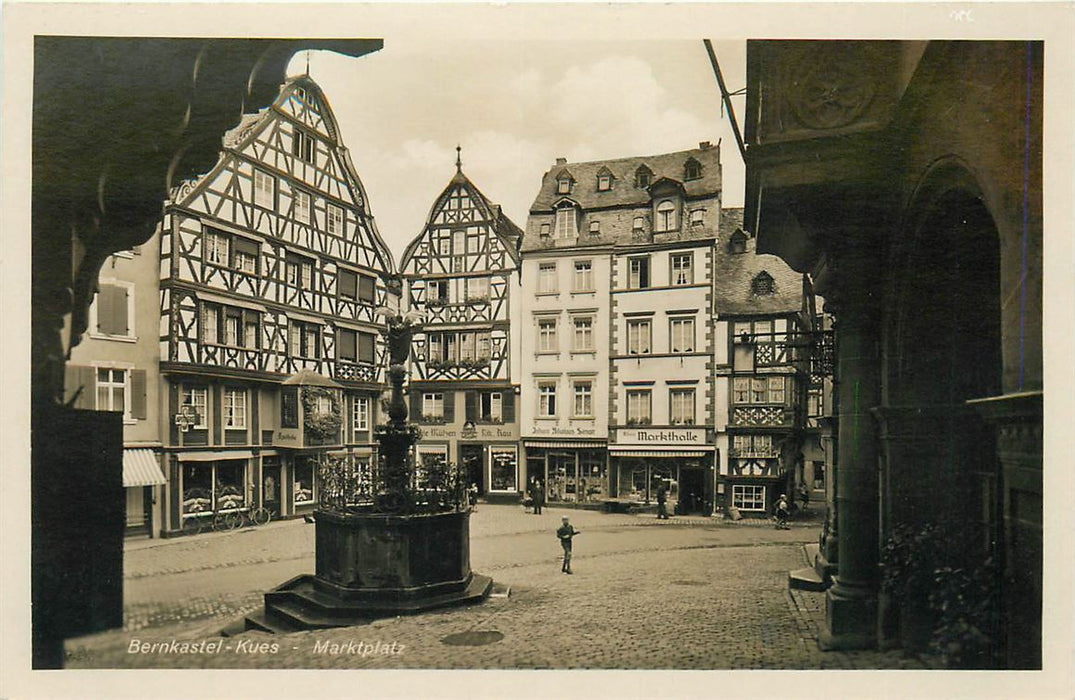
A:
655 200 677 232
684 158 702 181
635 165 653 189
751 271 775 296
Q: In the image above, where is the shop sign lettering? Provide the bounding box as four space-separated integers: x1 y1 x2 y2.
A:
616 428 705 444
531 426 598 436
421 425 518 440
274 428 301 444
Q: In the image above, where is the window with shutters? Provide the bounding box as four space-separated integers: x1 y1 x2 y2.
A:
338 269 358 300
92 281 134 339
480 392 503 422
95 368 129 419
223 388 247 429
422 393 445 419
358 274 377 304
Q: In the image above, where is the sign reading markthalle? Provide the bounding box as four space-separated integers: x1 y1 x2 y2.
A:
615 427 706 445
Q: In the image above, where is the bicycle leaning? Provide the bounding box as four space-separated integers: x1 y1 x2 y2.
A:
218 503 275 531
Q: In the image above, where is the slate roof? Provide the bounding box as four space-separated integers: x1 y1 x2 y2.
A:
713 208 806 316
529 143 723 212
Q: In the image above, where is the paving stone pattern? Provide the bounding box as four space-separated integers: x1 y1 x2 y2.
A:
67 505 925 670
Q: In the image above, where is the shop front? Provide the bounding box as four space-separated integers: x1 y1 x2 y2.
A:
122 448 166 538
418 422 521 501
610 428 715 515
523 440 609 506
173 450 254 531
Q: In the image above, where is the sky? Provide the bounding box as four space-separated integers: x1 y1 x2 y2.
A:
286 39 746 262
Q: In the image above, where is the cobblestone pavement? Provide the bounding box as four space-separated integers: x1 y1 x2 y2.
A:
64 505 927 670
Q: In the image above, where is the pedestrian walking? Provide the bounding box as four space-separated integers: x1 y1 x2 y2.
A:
533 478 544 515
774 494 790 530
656 483 670 520
469 483 479 510
557 516 580 574
798 483 810 512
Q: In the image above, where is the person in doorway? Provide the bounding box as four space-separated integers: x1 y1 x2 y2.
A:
656 483 670 520
469 483 479 510
533 479 544 515
557 516 580 574
774 494 791 530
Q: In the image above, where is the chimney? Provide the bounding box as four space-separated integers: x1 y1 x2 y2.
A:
698 141 712 150
555 157 567 165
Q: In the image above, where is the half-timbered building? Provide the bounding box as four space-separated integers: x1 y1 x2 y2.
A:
158 75 395 535
712 208 813 517
400 158 523 500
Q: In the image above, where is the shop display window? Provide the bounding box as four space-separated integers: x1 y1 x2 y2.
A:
294 457 315 505
489 447 517 492
577 455 607 502
215 460 246 511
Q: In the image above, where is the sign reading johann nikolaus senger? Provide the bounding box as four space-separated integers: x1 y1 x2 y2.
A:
615 428 706 444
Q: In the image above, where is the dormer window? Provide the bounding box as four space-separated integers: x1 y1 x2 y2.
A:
655 199 677 233
596 168 613 192
635 165 653 189
751 271 775 296
556 169 574 195
684 158 702 181
730 229 748 254
554 203 579 239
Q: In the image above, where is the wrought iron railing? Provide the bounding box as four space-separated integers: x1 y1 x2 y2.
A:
316 452 469 515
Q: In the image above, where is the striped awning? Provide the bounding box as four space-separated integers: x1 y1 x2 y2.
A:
523 440 606 449
609 449 712 459
123 449 167 487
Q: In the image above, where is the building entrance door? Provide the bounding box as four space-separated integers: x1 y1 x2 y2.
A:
262 459 281 517
460 444 484 495
679 467 706 514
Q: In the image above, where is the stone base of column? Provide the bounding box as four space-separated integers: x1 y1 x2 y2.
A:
818 577 878 651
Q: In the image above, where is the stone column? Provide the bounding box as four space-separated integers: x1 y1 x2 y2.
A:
819 293 882 650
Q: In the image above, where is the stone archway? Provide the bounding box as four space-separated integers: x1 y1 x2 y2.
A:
876 165 1004 655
